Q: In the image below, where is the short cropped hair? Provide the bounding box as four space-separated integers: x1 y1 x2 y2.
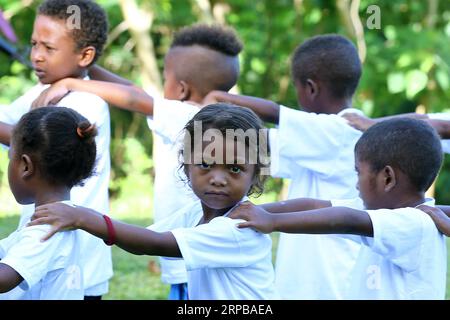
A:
38 0 108 64
355 118 443 192
291 34 362 99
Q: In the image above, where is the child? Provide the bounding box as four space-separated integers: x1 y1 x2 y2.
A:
31 24 243 299
203 34 365 299
230 118 447 299
0 0 112 299
0 106 97 300
29 104 279 300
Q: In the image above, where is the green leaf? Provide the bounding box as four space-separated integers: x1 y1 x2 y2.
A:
387 72 405 93
405 70 428 98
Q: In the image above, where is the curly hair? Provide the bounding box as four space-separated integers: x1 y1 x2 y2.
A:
38 0 108 64
12 107 98 188
180 103 269 197
171 24 243 56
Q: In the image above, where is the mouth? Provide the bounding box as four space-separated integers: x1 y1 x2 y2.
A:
204 191 229 197
34 68 46 79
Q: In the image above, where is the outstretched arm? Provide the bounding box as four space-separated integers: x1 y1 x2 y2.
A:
0 264 23 293
260 198 331 213
28 203 181 257
230 202 373 236
426 119 450 139
420 205 450 236
32 78 154 115
0 122 12 146
203 90 280 124
342 113 450 139
88 65 134 86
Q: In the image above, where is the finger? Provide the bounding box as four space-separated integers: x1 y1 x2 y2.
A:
237 221 252 229
27 217 53 227
41 226 60 242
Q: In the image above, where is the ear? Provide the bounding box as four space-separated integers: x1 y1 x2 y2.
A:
78 46 96 68
382 165 397 192
179 80 191 102
306 79 319 99
21 154 35 179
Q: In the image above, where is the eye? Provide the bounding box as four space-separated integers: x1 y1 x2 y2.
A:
230 166 241 174
197 162 211 170
31 40 37 47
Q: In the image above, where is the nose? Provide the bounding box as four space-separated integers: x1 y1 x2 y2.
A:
209 169 227 187
30 45 44 64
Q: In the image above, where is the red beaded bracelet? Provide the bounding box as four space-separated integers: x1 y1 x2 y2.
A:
102 214 116 246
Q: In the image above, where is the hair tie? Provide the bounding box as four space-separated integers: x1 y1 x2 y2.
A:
77 124 95 138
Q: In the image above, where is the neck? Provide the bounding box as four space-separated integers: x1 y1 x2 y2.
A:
34 186 71 207
200 203 234 224
389 191 427 209
324 97 352 114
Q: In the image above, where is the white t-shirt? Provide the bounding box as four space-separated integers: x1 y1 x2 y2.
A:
428 112 450 153
0 79 112 295
148 201 279 300
269 106 363 299
147 98 201 284
331 198 447 299
0 201 84 300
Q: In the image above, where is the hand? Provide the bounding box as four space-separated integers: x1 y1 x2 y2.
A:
201 90 221 107
27 202 81 241
417 204 450 237
229 201 275 233
341 112 376 132
31 79 71 109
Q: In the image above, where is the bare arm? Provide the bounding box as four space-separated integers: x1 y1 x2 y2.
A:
260 198 331 213
203 90 280 124
418 205 450 237
0 263 23 293
0 121 12 146
230 202 373 236
88 65 134 86
32 77 154 115
343 112 428 132
28 203 181 257
426 119 450 139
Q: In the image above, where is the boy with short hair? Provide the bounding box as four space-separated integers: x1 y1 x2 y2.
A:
31 23 244 299
0 0 112 299
231 118 447 299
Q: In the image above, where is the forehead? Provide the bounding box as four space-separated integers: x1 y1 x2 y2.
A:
33 15 73 43
190 137 255 164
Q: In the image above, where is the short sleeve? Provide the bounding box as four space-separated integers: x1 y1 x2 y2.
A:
0 86 42 126
0 225 65 290
364 208 430 272
147 98 199 140
271 105 362 178
171 217 271 270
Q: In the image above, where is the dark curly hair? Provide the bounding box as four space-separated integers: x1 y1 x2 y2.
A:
38 0 108 65
12 107 98 188
291 34 362 99
171 24 243 56
355 118 443 192
180 103 269 197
